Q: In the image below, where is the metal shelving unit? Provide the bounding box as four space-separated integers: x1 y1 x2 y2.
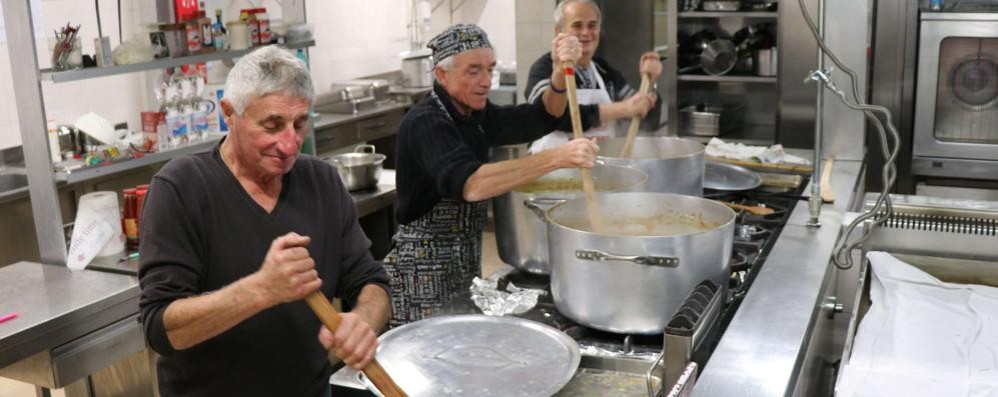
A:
678 11 778 18
41 40 315 83
56 135 223 184
663 3 782 144
3 0 312 267
677 74 777 83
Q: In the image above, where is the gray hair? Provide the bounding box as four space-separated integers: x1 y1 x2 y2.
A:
432 47 497 79
554 0 602 30
224 46 314 115
436 55 455 73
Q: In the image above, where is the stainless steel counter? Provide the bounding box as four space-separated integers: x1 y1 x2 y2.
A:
313 101 410 132
0 262 139 369
692 157 865 396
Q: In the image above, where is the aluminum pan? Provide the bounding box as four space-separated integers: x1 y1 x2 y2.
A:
367 315 580 397
704 161 762 191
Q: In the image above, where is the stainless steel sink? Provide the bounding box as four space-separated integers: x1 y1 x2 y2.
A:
0 173 28 191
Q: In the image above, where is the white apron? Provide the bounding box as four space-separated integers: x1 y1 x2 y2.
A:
529 66 616 153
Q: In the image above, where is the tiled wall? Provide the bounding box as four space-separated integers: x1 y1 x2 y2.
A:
0 0 516 151
514 0 556 104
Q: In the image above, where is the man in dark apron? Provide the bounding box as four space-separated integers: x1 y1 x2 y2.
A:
385 24 650 327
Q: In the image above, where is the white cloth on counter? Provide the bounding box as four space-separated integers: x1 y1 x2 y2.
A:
836 252 998 397
705 138 811 165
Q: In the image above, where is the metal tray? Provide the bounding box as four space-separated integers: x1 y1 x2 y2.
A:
364 315 581 397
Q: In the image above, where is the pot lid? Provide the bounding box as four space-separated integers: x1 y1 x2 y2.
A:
704 161 762 191
362 315 580 397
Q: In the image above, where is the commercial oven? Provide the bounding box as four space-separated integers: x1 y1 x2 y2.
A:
912 12 998 182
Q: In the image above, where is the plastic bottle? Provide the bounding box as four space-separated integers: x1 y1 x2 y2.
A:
930 0 944 10
199 11 214 50
256 8 271 44
212 9 228 50
245 9 260 46
185 18 202 53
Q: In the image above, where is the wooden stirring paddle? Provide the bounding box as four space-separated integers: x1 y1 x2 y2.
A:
305 292 408 397
619 74 652 159
563 62 605 232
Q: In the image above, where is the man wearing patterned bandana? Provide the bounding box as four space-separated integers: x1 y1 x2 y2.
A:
525 0 662 153
384 24 646 327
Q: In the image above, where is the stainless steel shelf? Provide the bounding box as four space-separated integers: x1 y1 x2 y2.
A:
678 74 777 83
40 40 315 83
55 135 223 184
678 11 778 18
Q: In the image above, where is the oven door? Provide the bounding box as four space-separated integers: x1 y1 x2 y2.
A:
913 13 998 174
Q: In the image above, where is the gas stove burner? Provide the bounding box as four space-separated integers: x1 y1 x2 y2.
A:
729 246 753 272
498 269 551 291
735 224 769 242
568 326 665 353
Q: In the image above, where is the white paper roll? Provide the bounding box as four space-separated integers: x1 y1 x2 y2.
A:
67 191 124 270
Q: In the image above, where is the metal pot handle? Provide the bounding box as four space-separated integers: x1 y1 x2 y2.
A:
523 197 567 222
575 249 680 268
354 144 376 154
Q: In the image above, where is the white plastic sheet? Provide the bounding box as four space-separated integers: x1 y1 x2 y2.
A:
836 252 998 397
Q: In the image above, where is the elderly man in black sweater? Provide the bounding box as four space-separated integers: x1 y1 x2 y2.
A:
138 46 390 397
385 24 652 327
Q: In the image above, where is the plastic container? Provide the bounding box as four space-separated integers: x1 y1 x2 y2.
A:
227 21 249 50
161 23 188 57
185 19 202 53
255 8 271 44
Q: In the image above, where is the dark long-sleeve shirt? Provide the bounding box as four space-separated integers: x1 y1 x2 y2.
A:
394 82 599 224
525 52 663 131
138 141 389 397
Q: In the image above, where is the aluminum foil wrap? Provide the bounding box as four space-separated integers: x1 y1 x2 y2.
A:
469 277 544 316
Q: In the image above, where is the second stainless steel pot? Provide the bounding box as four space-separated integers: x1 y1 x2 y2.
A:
323 144 385 191
492 154 647 275
534 192 735 334
598 137 705 196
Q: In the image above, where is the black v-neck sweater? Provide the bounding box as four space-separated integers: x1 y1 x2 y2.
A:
138 141 389 396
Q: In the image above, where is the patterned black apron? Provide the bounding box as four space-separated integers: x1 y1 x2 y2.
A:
383 90 489 328
383 198 487 327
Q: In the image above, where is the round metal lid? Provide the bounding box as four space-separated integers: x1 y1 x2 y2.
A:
365 315 580 397
704 161 763 191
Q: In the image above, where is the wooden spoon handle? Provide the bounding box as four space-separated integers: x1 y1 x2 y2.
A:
564 62 604 232
620 74 652 158
304 292 408 397
820 158 835 204
718 201 775 216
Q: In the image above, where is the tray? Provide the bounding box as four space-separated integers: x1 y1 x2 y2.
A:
364 315 580 397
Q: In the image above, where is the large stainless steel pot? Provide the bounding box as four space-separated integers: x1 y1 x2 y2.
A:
493 164 647 275
598 137 704 196
323 144 385 191
531 192 735 334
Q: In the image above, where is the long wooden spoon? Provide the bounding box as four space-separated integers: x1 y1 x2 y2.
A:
305 292 408 397
718 201 775 216
563 61 604 232
619 74 652 158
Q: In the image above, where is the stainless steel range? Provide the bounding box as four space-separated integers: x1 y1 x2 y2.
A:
443 180 809 396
